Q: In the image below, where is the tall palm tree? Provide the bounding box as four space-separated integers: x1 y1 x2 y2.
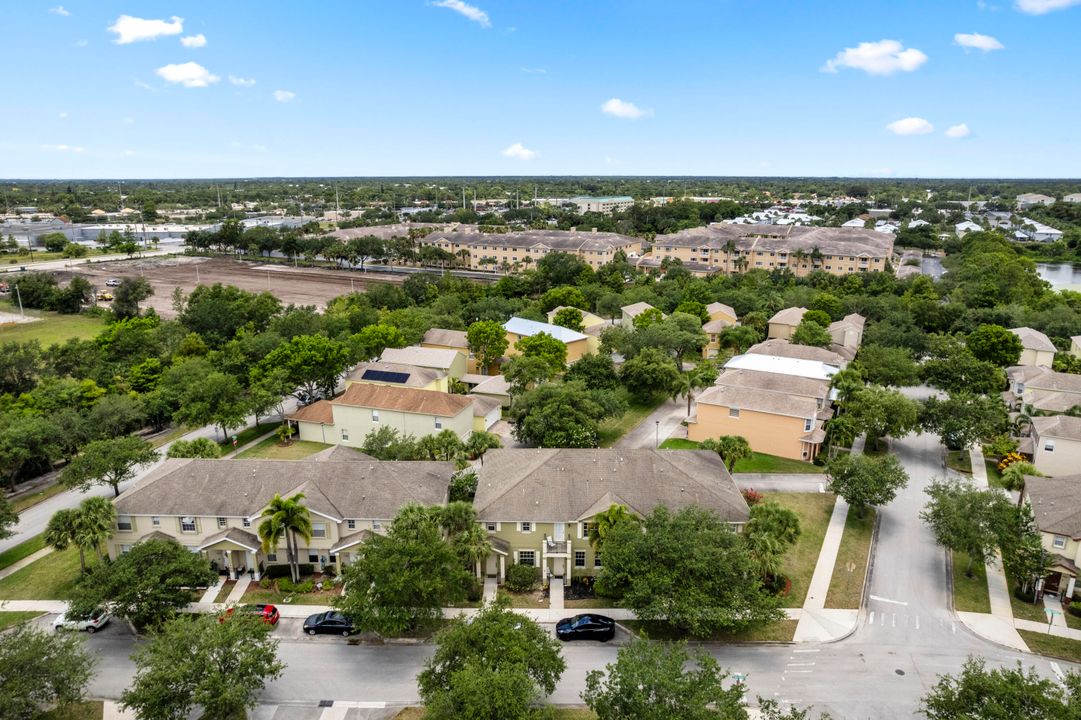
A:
588 504 639 553
259 493 312 583
453 523 492 577
77 496 116 564
723 239 737 275
46 508 84 573
1001 461 1043 507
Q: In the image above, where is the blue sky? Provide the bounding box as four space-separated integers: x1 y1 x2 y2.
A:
4 0 1081 178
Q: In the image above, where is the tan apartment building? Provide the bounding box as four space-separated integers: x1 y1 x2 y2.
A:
289 383 474 446
1006 365 1081 414
1011 327 1056 368
638 223 894 278
688 384 827 461
108 452 453 579
503 317 595 362
417 228 641 272
1025 475 1081 599
1020 415 1081 477
768 307 807 340
472 448 749 584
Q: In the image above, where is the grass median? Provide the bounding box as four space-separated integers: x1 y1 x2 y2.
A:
825 509 876 609
764 492 835 609
0 534 47 572
951 550 991 614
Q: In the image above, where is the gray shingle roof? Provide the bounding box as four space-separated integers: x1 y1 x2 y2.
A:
715 368 831 401
115 459 453 521
1027 475 1081 538
346 361 446 387
473 448 748 524
696 383 819 419
621 301 656 317
1010 327 1056 353
379 346 461 371
422 328 469 349
653 223 895 258
747 339 847 366
769 307 807 326
1031 414 1081 441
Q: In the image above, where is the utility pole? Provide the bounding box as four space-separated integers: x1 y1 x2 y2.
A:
14 283 24 317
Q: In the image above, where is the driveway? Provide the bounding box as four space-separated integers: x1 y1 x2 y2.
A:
614 398 684 449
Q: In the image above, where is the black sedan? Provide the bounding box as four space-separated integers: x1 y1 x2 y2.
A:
303 611 354 636
555 614 615 642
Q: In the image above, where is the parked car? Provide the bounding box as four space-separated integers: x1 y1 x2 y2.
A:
220 603 280 626
303 611 354 636
296 389 323 407
105 278 121 287
54 607 110 633
555 614 615 642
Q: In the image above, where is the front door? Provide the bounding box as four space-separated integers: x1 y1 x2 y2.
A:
554 523 565 541
485 554 498 577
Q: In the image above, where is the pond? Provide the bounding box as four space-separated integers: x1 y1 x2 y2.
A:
1036 263 1081 292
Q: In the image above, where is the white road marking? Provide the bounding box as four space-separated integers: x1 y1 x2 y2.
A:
787 662 816 667
792 649 820 654
869 611 875 625
892 613 896 628
1051 661 1065 681
870 595 909 606
785 670 814 674
915 616 920 630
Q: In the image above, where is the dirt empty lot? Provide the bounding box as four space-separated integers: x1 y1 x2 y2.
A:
61 257 402 319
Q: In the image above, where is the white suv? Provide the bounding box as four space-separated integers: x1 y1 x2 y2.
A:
53 607 110 633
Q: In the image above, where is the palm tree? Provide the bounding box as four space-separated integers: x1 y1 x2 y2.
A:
792 249 808 274
46 508 84 573
258 493 312 583
77 496 116 564
438 501 477 538
747 532 784 583
1001 461 1043 507
587 504 639 553
453 523 492 576
465 431 502 461
723 239 737 275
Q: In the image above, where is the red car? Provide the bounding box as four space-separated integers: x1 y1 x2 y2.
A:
220 604 280 626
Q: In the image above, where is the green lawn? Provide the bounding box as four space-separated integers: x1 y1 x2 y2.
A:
236 436 330 460
951 551 991 614
733 452 820 474
0 303 107 346
396 709 596 720
1018 629 1081 664
10 482 69 513
659 438 700 450
760 493 835 608
220 421 282 452
0 611 43 630
597 397 663 447
0 546 85 600
985 460 1005 489
41 700 103 720
825 508 876 609
0 534 47 571
564 597 624 609
623 618 798 642
1004 571 1081 630
496 588 549 608
945 450 971 475
241 584 343 606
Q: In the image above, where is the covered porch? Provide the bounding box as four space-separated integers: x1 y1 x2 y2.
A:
1040 554 1079 601
198 528 264 581
543 534 571 587
330 530 372 573
483 537 509 582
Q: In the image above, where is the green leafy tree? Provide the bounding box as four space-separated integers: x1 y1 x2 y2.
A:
846 385 920 449
582 638 746 720
674 300 710 324
466 320 510 370
0 624 95 720
60 435 158 497
791 319 832 348
564 353 621 389
120 613 284 720
515 332 568 374
1000 461 1042 506
632 307 664 330
588 504 640 554
71 538 216 628
919 392 1009 451
336 503 470 636
112 276 154 319
619 346 682 402
921 480 1015 577
0 497 15 541
258 493 312 583
698 435 752 470
418 599 565 720
675 361 719 415
255 334 350 399
966 324 1024 367
166 437 222 459
853 345 920 387
595 506 783 636
920 657 1081 720
503 355 556 395
348 323 407 362
0 414 58 490
922 335 1005 395
49 496 117 572
826 453 910 518
718 325 761 353
552 306 586 332
172 370 248 440
510 381 625 448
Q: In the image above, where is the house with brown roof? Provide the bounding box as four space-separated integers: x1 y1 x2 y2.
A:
767 307 807 340
345 361 448 392
289 383 475 446
1006 365 1081 414
109 457 453 578
1024 475 1081 599
1020 415 1081 477
702 303 739 359
1011 327 1056 368
472 448 748 584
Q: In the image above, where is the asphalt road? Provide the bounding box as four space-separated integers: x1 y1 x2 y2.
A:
64 429 1070 718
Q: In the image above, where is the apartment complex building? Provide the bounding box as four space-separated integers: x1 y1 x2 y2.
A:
639 223 895 278
416 227 641 271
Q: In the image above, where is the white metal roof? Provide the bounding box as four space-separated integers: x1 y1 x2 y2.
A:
503 317 588 343
723 353 839 381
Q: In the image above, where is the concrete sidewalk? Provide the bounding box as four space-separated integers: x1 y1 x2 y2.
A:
0 546 53 580
793 496 858 642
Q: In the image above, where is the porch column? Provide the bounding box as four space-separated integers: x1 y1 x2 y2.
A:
1068 576 1077 599
247 551 259 581
225 552 236 580
499 555 505 582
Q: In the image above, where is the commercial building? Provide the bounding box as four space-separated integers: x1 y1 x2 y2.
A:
570 196 634 215
416 227 641 272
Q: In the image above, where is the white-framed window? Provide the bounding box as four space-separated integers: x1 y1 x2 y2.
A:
116 515 133 532
518 550 535 567
804 418 814 432
242 518 251 528
729 408 740 418
520 522 532 533
485 522 498 532
119 544 132 554
372 520 382 530
217 517 227 529
347 519 356 530
594 553 603 567
184 545 198 553
151 516 160 527
267 553 278 562
372 410 380 423
341 428 350 441
435 418 443 429
312 522 327 539
308 552 319 563
1054 536 1068 550
180 518 196 533
1045 441 1056 452
575 551 586 568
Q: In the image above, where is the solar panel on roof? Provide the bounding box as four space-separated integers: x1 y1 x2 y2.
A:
361 369 411 384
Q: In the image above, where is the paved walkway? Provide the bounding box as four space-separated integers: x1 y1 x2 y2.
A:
0 546 52 580
614 398 684 449
226 577 252 604
199 577 225 604
230 427 280 456
482 577 497 603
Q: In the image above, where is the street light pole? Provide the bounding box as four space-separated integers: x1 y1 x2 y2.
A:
655 420 660 448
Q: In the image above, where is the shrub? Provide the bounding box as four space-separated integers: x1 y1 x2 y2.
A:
505 564 539 593
741 488 762 506
278 578 294 593
465 578 483 602
259 578 272 589
293 580 315 594
263 563 315 580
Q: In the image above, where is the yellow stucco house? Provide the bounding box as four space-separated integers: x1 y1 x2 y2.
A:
1011 327 1056 368
702 302 739 359
1026 475 1081 600
503 317 595 363
379 346 467 380
420 328 492 375
767 307 807 340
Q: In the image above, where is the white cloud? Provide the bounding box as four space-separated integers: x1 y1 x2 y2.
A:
954 32 1004 51
432 0 491 27
49 6 70 16
41 144 84 153
946 123 972 138
1015 0 1081 13
58 111 68 119
108 15 183 44
75 39 88 47
155 62 220 88
501 142 537 160
521 67 547 74
273 90 296 103
123 150 136 157
601 98 652 119
886 117 935 135
822 39 928 75
229 75 256 87
180 34 207 48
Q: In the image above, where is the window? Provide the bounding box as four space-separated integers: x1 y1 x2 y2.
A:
217 517 227 529
804 418 814 432
308 553 319 563
594 553 603 567
435 417 444 429
267 553 278 562
485 522 498 532
372 520 382 530
341 428 349 441
119 544 132 554
575 551 586 568
1054 536 1068 549
520 522 532 533
312 522 327 539
116 515 132 531
347 519 356 530
1045 441 1056 452
180 518 196 533
518 550 535 567
729 408 740 418
151 516 160 527
372 410 380 423
242 518 251 528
